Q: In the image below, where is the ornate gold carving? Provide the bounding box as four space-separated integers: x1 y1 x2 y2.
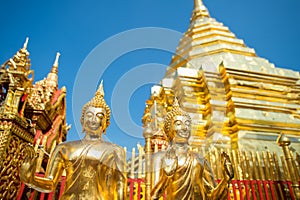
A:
0 134 27 200
0 40 67 200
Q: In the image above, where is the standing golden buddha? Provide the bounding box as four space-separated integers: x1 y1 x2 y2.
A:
151 98 233 200
20 81 127 200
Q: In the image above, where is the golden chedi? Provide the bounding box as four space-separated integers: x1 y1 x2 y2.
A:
143 0 300 153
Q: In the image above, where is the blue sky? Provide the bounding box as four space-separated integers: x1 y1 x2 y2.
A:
0 0 299 150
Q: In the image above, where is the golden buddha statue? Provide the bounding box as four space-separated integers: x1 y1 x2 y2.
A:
151 98 233 200
20 81 127 200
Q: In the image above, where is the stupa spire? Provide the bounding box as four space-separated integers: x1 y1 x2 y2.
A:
51 52 60 74
2 37 31 71
192 0 210 20
22 37 29 50
46 52 60 90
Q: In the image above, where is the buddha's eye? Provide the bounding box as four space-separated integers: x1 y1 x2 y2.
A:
97 113 104 119
185 120 191 126
86 112 93 118
174 120 182 126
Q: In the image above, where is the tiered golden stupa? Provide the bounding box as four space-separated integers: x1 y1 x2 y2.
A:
0 38 69 200
143 0 300 153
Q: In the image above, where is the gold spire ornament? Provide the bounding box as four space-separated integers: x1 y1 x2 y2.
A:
22 37 29 50
2 37 32 72
192 0 210 19
51 52 60 73
45 52 60 90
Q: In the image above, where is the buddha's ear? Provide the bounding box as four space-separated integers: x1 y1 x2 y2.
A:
101 118 107 135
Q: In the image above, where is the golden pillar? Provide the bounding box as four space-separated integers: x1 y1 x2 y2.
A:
143 124 153 200
277 133 300 199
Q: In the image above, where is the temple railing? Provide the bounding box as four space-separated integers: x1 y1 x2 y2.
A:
17 178 300 200
17 147 300 200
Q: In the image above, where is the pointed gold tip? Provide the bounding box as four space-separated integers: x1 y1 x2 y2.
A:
53 52 61 67
96 80 104 97
194 0 201 10
193 0 210 19
50 52 60 74
276 132 291 146
173 97 179 107
23 37 29 50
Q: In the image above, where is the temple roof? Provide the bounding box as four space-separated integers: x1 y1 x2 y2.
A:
1 37 31 73
27 52 61 110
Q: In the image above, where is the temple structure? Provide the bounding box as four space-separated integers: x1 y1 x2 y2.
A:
2 0 300 199
0 39 69 199
143 0 300 153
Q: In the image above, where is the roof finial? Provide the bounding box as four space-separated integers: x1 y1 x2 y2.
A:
23 37 29 50
45 52 60 89
53 52 60 67
192 0 210 19
51 52 60 74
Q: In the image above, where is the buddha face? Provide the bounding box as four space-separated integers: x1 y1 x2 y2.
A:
171 115 191 143
83 106 107 135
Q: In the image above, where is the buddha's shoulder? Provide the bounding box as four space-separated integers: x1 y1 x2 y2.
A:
55 140 84 148
152 150 166 160
99 141 125 154
112 144 125 155
50 140 84 155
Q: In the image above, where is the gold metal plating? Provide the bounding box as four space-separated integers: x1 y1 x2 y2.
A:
20 82 127 199
151 99 233 199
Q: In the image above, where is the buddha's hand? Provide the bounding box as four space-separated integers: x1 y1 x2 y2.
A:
20 144 37 184
162 147 178 177
221 152 234 181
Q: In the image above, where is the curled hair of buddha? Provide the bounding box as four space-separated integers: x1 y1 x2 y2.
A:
164 97 191 141
80 80 111 132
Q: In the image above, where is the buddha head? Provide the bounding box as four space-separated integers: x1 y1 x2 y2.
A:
80 81 111 135
164 98 192 143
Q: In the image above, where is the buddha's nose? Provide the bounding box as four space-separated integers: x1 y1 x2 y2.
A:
92 116 98 123
183 125 188 131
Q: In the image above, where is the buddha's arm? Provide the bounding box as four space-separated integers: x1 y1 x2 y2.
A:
208 175 229 200
116 170 126 200
151 168 170 200
152 152 163 186
20 145 65 193
151 149 177 200
205 153 233 200
115 148 127 200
